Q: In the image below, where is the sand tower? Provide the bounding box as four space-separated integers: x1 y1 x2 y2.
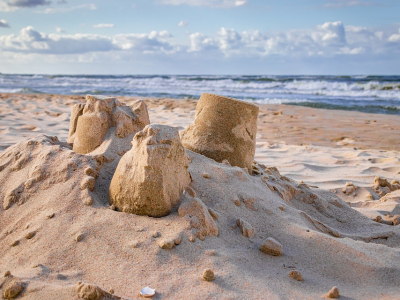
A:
181 93 259 171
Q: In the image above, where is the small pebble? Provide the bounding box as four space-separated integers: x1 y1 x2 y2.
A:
46 213 55 219
236 218 255 238
109 288 114 294
130 240 140 248
327 286 339 298
151 231 160 238
202 269 215 281
109 205 116 211
205 250 216 256
75 233 84 242
25 231 36 239
158 239 175 250
259 237 282 256
289 270 303 281
2 278 24 299
174 235 182 245
232 199 241 206
202 172 210 179
11 240 19 247
4 270 11 277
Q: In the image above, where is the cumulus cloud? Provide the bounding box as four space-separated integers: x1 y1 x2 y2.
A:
323 0 382 8
0 0 17 11
178 21 187 27
159 0 247 8
93 24 115 28
0 26 176 55
55 26 64 33
35 3 96 13
0 22 399 67
8 0 50 7
0 19 10 28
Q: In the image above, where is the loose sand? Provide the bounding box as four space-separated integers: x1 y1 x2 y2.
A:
1 93 400 299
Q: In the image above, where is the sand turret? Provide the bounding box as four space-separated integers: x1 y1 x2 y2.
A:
109 124 191 217
68 95 150 154
181 93 259 171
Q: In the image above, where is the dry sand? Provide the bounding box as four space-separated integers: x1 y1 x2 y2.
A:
1 93 400 299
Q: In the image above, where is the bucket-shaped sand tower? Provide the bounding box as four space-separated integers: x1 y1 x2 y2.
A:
181 93 259 171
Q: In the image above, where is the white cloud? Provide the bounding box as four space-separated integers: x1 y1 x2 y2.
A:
388 28 400 42
8 0 50 7
0 26 176 55
323 0 381 8
159 0 247 8
35 3 96 13
0 19 10 28
0 0 17 11
93 23 115 28
1 22 400 72
178 21 187 27
55 26 64 33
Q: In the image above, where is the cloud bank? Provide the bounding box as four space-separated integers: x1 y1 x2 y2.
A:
159 0 247 8
0 21 399 73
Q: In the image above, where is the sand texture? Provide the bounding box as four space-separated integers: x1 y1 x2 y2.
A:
1 93 400 299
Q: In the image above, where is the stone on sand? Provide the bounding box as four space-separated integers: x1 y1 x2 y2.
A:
259 237 282 256
109 124 191 217
75 282 121 300
181 93 259 171
289 270 303 281
236 218 255 238
1 276 24 299
327 286 340 298
202 269 215 282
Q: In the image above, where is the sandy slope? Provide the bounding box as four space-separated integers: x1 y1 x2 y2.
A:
1 93 400 299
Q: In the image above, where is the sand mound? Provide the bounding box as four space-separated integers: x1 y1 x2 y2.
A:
1 95 400 299
1 133 400 299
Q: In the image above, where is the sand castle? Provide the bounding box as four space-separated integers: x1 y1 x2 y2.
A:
109 124 191 217
181 93 259 171
2 93 400 299
68 95 150 154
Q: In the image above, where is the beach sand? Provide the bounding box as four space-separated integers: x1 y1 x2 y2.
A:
1 93 400 299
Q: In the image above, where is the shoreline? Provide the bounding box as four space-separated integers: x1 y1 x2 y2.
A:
1 92 400 152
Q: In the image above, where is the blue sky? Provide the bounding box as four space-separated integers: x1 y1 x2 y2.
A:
0 0 399 74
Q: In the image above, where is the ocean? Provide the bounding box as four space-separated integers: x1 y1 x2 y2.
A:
0 74 399 115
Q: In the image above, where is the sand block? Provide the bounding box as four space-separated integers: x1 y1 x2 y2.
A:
71 95 149 154
109 124 191 217
178 197 219 239
181 93 259 171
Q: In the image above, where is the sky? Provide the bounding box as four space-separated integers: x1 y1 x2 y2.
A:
0 0 399 75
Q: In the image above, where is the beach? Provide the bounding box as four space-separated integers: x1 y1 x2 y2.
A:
1 92 400 299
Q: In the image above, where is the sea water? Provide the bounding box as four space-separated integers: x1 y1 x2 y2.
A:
0 74 399 115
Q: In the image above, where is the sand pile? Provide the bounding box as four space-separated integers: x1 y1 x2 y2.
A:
1 94 400 299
